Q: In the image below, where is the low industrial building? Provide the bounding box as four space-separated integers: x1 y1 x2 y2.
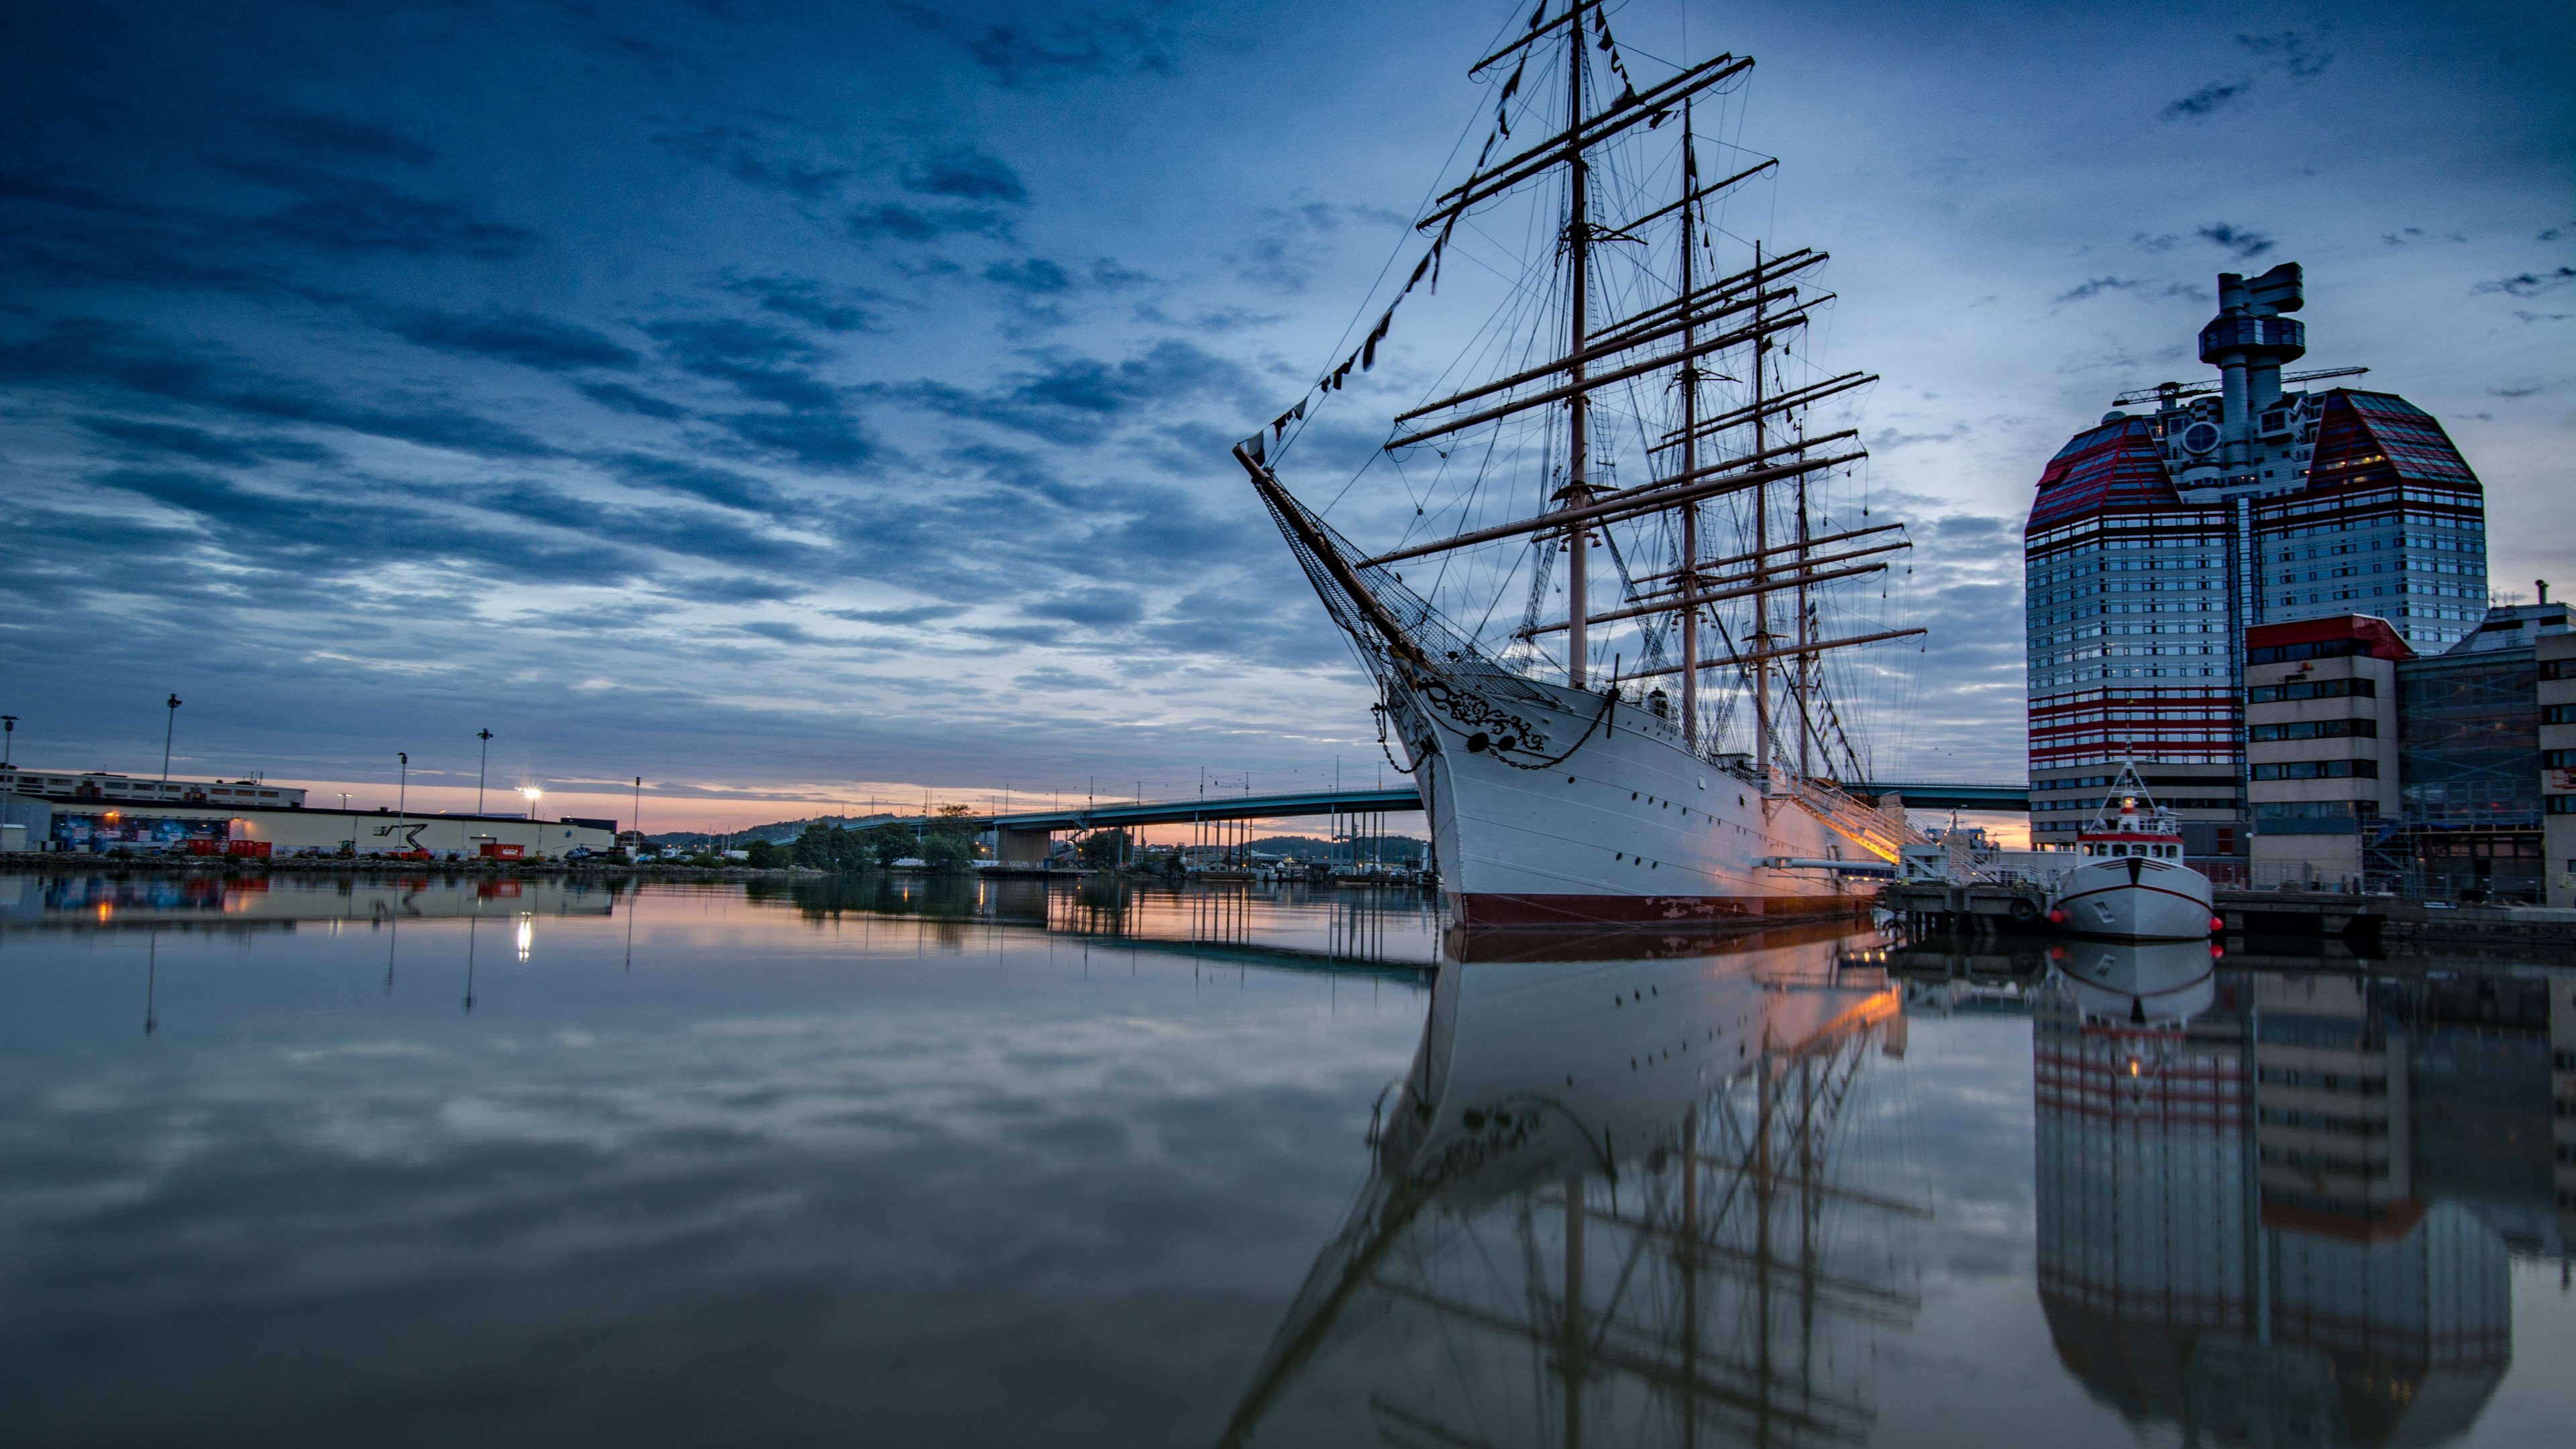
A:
0 768 619 859
2243 616 2406 890
2243 601 2567 899
2540 623 2576 907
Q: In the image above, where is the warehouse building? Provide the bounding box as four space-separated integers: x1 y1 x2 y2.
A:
2241 601 2567 899
0 768 618 858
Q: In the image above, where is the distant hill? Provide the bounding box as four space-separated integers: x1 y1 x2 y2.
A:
647 812 902 848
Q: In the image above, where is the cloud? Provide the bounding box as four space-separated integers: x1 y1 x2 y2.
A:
722 274 880 333
655 125 850 201
0 320 559 460
984 258 1074 294
2473 267 2576 298
580 381 689 419
217 160 535 259
724 409 879 469
825 605 957 626
645 318 833 409
883 339 1251 445
903 150 1027 204
2196 223 2275 260
76 416 331 467
600 453 781 512
2237 29 2333 81
388 309 639 371
1023 588 1143 628
890 4 1179 87
2158 30 2328 122
845 203 1012 243
264 114 439 166
2161 78 2251 120
2051 277 2202 305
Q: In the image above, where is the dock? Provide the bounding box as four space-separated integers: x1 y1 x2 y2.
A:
1881 880 2576 955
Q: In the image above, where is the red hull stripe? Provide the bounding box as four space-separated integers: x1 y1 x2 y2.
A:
1453 892 1870 928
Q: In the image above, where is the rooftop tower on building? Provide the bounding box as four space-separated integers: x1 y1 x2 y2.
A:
2021 263 2491 858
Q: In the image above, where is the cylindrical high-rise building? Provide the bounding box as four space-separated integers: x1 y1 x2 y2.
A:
2022 265 2490 865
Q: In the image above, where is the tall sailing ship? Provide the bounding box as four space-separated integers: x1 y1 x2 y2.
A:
1235 1 1925 926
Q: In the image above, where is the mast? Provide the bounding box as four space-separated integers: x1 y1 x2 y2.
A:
1751 241 1772 788
1678 107 1701 749
1796 390 1815 778
1559 0 1592 691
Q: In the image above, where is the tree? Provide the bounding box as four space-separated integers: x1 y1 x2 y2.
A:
792 824 872 872
744 839 786 869
1077 828 1132 870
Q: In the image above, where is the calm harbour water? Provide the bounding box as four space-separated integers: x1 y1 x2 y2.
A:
1 871 2569 1448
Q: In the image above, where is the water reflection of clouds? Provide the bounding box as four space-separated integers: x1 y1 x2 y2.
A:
0 882 1430 1445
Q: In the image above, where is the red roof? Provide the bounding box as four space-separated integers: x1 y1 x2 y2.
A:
2246 613 2414 661
2027 417 2182 530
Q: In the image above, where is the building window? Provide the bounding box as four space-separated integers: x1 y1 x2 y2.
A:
2249 678 2375 703
2248 718 2378 741
2251 759 2379 780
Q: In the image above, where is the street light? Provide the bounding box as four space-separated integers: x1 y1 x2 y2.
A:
522 786 543 856
476 729 494 815
2 714 16 768
339 792 353 855
160 694 182 786
396 752 409 857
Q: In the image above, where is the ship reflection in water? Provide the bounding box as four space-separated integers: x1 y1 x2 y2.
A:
1220 920 1926 1447
0 876 2567 1446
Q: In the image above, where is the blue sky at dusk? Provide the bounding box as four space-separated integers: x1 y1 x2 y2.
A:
3 0 2567 828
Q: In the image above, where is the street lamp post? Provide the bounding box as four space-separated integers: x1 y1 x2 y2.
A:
396 753 409 858
339 792 352 854
521 786 543 857
476 730 494 814
160 694 182 786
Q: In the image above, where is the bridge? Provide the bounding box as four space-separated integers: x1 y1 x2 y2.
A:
981 780 2026 861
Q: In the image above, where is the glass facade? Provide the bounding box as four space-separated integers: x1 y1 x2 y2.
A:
2026 371 2491 861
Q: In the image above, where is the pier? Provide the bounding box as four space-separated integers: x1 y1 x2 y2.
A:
1882 879 2576 955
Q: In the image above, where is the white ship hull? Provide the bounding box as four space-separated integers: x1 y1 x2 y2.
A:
1381 672 1878 927
2047 857 2216 941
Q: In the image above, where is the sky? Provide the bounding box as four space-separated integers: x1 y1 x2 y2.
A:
2 0 2568 833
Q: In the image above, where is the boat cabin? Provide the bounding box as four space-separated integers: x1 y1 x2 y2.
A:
2078 794 2184 860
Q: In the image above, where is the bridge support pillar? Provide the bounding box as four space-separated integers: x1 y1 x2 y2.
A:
998 826 1052 867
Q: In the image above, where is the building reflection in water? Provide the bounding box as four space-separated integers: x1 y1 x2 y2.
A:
2032 939 2567 1445
1218 921 1921 1448
748 873 1448 969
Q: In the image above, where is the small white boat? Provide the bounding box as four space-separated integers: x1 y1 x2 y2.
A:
2045 767 2218 941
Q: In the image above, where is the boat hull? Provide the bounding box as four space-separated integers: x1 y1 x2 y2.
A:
2048 857 2215 941
1381 672 1876 926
